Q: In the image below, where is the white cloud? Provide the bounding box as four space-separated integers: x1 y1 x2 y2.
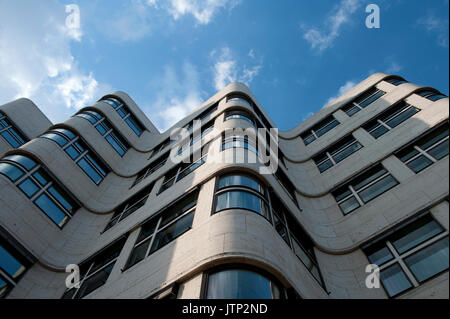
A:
0 1 110 123
386 61 402 74
165 0 241 24
302 0 361 52
145 62 205 131
212 47 262 91
326 80 357 105
417 11 449 48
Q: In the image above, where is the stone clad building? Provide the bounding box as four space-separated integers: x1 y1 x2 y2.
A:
0 72 448 299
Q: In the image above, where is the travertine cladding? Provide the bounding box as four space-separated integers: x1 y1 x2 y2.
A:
1 72 448 299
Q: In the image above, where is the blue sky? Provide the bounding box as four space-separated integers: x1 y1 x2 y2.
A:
0 0 448 132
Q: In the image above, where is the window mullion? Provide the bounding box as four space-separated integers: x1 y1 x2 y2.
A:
145 217 162 258
386 241 419 287
326 152 336 165
0 269 16 286
378 119 392 130
413 146 437 163
349 185 364 206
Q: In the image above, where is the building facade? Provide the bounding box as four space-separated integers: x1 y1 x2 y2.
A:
0 72 448 299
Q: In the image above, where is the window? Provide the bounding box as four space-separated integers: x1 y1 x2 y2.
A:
362 213 449 298
41 128 109 185
125 191 198 270
212 173 325 288
214 174 271 220
300 115 340 146
274 167 298 207
104 182 154 231
342 87 386 116
396 123 449 173
159 144 209 194
226 94 252 107
101 97 144 136
132 155 167 188
0 154 79 227
0 111 28 148
332 164 399 215
313 135 363 173
0 232 34 299
222 134 258 154
385 77 409 86
178 122 214 155
62 237 126 299
416 90 447 102
224 110 255 126
75 110 129 156
204 268 282 299
363 101 420 139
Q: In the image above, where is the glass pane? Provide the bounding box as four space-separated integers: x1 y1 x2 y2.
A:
48 185 75 213
0 276 11 298
339 196 360 215
85 154 107 177
125 117 143 136
291 237 314 270
105 134 126 156
318 159 333 172
4 155 36 171
1 131 21 148
353 166 387 191
358 91 385 108
215 191 263 215
333 142 362 163
34 193 68 226
427 94 447 101
18 178 39 198
0 162 24 182
385 107 419 128
9 129 26 145
273 212 289 246
150 212 194 254
380 264 412 297
76 263 114 299
95 124 107 135
41 132 68 147
303 134 315 145
397 147 419 162
218 175 263 193
65 145 80 160
370 125 389 139
315 119 339 137
206 269 280 299
428 139 449 160
419 126 449 150
77 158 102 184
126 239 151 269
407 156 432 173
405 237 449 282
390 215 444 254
358 175 398 203
32 169 50 186
365 241 394 266
116 107 127 118
0 245 25 279
344 105 361 116
333 187 352 202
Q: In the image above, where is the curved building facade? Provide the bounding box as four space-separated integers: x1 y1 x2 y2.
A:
0 73 448 299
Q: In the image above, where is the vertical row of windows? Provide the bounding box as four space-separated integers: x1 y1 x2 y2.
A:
332 164 399 215
362 213 449 298
0 111 28 149
125 191 198 270
62 237 126 299
0 154 79 227
0 232 34 299
212 173 324 287
313 135 363 173
101 97 144 137
40 128 109 185
395 123 449 174
177 122 214 155
75 110 129 156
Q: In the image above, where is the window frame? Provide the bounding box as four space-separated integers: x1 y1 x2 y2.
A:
300 115 340 146
101 97 145 137
342 87 386 117
0 111 29 149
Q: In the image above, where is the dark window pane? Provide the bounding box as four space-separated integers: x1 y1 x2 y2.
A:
333 142 362 163
77 158 102 184
407 156 432 173
95 124 107 135
48 185 75 213
318 159 333 173
4 155 36 171
1 131 21 148
380 264 412 297
315 119 339 137
8 129 26 145
343 104 361 116
390 215 444 254
32 169 50 186
405 237 449 282
333 187 352 202
0 245 25 279
126 239 151 268
206 269 280 299
339 196 360 215
358 175 398 203
0 162 24 182
65 146 80 160
18 178 39 198
370 125 389 138
385 107 419 128
218 175 263 193
105 134 126 156
85 154 107 177
125 117 143 136
150 212 194 253
41 133 68 147
428 140 449 160
365 241 394 266
216 191 265 215
352 166 388 191
34 193 68 226
76 263 115 299
303 134 315 145
358 90 385 108
397 147 419 162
